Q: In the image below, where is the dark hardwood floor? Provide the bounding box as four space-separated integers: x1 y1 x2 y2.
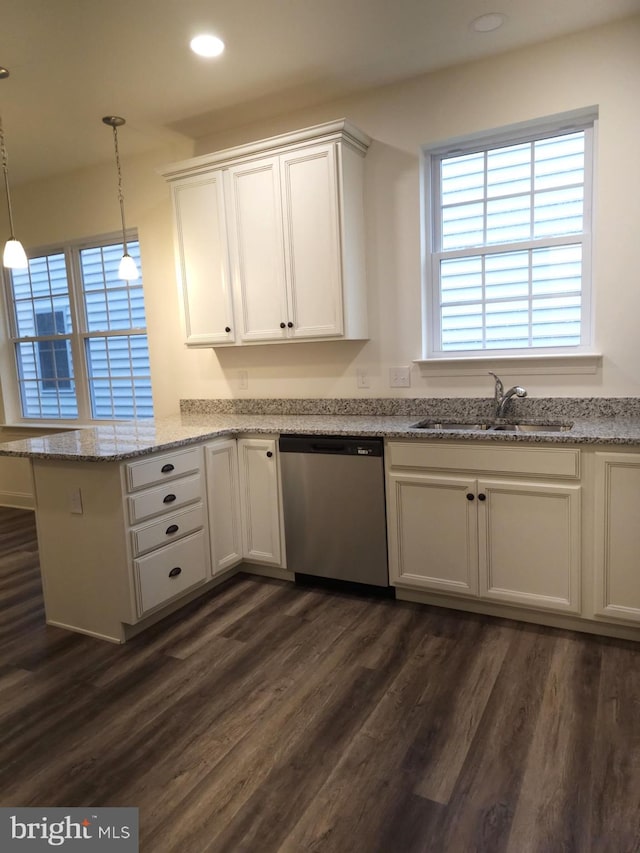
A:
1 506 640 852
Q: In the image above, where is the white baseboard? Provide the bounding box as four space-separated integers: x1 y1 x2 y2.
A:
0 491 35 510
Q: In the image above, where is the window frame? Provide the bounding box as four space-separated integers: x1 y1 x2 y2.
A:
0 230 153 425
421 108 598 362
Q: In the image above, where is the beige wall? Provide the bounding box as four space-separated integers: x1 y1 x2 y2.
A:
0 455 34 508
2 16 640 417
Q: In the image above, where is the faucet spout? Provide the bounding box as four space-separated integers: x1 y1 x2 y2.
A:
488 371 527 419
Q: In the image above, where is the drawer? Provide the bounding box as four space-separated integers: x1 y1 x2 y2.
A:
386 441 580 479
128 473 203 524
125 446 201 492
135 530 209 615
131 504 205 557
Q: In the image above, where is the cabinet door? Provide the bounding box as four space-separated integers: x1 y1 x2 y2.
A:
204 439 243 574
477 479 581 613
280 143 343 338
237 438 283 566
386 472 478 594
594 453 640 623
171 172 235 345
226 157 289 342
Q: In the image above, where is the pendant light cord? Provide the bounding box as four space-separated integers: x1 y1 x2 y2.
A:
0 116 17 240
110 122 129 255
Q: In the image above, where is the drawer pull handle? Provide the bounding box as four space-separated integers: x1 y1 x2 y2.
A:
166 524 179 535
478 493 486 501
466 493 475 501
163 493 177 504
169 567 182 578
161 463 175 473
266 451 273 458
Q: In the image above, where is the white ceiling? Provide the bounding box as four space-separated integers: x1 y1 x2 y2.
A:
1 0 639 185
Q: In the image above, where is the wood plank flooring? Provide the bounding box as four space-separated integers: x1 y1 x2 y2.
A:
1 506 640 852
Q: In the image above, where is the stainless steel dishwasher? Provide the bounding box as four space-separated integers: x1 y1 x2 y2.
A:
278 434 389 587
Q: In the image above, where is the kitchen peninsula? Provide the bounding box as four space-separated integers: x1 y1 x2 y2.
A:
2 396 640 645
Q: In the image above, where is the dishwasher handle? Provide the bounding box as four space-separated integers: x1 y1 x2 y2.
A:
310 441 348 454
279 434 383 457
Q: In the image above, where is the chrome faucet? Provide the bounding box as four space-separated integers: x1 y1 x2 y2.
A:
488 372 527 419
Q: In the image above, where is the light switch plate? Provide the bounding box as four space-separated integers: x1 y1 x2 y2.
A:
356 368 370 389
69 487 83 515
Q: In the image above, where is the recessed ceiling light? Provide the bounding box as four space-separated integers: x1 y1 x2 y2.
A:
190 34 225 58
470 13 507 33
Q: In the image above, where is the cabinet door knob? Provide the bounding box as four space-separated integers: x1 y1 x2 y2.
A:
287 321 293 328
163 493 177 504
168 566 182 578
280 322 286 329
166 524 179 535
224 326 231 333
161 463 175 473
266 451 273 458
466 493 475 501
478 493 486 501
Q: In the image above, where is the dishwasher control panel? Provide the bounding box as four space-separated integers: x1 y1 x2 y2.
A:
279 435 383 457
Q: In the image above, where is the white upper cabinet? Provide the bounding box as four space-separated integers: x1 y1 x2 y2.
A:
281 144 344 339
170 172 235 346
226 155 289 342
162 120 370 347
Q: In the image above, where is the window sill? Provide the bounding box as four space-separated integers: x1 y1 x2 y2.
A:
415 352 603 377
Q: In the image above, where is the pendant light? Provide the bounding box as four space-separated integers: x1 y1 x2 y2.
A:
102 115 138 281
0 67 28 270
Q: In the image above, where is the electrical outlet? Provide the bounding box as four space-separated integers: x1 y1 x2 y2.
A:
356 368 370 389
238 370 248 390
389 366 411 388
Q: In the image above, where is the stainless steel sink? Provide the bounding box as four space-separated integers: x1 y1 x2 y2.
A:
489 422 573 433
411 419 573 433
411 421 491 431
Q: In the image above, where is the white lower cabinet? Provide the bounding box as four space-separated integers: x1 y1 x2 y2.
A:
477 478 581 612
31 446 212 643
237 437 284 566
29 434 640 644
594 452 640 623
205 435 285 570
131 504 206 557
387 472 479 595
204 437 243 574
125 448 211 617
135 531 209 614
386 442 582 615
33 436 286 643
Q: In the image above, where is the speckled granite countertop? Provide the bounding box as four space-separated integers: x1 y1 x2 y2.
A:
3 397 640 461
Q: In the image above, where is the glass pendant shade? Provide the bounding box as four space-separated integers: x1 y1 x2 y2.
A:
118 252 138 281
3 237 28 269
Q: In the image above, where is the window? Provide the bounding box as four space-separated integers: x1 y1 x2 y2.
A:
36 310 71 391
422 110 596 359
3 236 153 421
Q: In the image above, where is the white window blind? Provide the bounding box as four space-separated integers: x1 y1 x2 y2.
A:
4 236 153 421
424 113 595 358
